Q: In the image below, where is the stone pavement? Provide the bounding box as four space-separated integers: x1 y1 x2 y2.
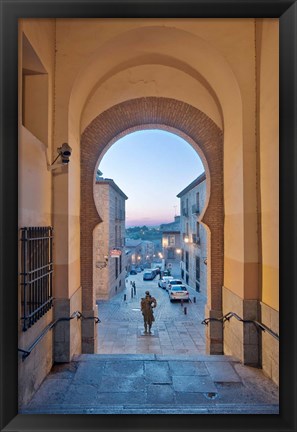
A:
96 267 207 355
20 354 279 414
20 265 279 414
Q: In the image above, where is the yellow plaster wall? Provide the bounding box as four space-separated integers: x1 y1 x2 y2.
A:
257 20 279 311
18 19 56 407
52 18 260 303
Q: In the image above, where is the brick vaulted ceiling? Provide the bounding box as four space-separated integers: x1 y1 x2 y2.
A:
81 97 223 314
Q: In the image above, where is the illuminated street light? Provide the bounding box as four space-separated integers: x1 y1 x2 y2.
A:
184 236 189 243
176 248 181 254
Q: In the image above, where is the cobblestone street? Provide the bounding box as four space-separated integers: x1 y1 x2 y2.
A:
97 264 207 355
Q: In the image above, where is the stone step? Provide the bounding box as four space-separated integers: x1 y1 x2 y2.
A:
73 353 239 362
20 403 279 415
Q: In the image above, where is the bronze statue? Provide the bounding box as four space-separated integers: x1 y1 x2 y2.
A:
140 290 157 334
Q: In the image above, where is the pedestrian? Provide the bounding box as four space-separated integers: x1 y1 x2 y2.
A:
140 290 157 334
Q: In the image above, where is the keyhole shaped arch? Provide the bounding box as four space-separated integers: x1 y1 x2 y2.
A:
81 97 223 351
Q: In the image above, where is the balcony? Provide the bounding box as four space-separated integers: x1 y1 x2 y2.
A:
192 234 201 246
192 204 200 214
114 237 125 248
115 209 125 221
182 208 189 217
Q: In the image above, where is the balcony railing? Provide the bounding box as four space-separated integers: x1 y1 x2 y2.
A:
192 234 201 246
115 237 125 248
192 204 200 214
115 209 125 221
182 208 189 217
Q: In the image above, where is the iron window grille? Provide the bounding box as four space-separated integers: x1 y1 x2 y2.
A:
20 227 54 331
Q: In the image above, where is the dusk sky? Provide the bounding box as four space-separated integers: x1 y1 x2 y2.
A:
98 130 204 227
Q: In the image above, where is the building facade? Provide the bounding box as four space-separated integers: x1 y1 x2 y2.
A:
177 173 207 297
93 178 128 300
160 216 181 260
125 238 143 268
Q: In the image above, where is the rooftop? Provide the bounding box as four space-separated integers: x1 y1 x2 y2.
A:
177 172 206 198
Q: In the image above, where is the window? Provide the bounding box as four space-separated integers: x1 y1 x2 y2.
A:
196 222 199 238
181 248 184 261
119 254 122 273
20 227 53 331
186 273 189 284
185 251 189 271
196 256 201 282
196 192 200 212
169 235 175 246
181 269 184 279
115 197 118 220
196 281 200 292
115 257 118 279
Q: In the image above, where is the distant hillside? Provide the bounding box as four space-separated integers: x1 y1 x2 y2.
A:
125 225 162 241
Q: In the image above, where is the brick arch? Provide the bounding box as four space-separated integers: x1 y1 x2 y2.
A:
81 97 223 353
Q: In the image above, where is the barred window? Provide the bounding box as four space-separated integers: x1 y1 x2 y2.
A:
20 227 54 331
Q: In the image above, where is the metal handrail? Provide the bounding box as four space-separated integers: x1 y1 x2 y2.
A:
18 311 101 360
201 311 279 341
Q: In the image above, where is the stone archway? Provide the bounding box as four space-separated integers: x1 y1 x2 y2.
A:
81 97 223 354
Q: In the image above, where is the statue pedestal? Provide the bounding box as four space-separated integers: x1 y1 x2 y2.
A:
140 330 155 336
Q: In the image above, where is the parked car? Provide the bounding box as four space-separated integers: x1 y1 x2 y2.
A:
166 279 183 292
168 285 189 302
136 267 142 273
158 276 174 289
163 270 171 277
130 269 137 275
143 270 156 280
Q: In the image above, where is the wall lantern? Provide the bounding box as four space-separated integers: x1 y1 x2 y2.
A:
176 248 181 254
203 257 207 265
184 236 189 243
96 255 109 269
48 143 72 171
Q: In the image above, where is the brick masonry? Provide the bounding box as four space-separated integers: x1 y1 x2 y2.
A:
81 97 224 353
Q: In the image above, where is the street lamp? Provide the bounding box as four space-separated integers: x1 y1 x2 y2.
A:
184 236 189 243
176 248 181 254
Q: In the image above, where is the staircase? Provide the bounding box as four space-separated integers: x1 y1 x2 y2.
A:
20 354 279 415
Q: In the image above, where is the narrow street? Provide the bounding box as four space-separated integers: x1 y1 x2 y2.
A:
96 263 206 355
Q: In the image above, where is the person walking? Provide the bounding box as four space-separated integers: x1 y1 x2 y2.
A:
140 290 157 334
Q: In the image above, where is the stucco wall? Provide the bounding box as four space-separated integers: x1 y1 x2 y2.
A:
256 19 279 384
18 19 56 407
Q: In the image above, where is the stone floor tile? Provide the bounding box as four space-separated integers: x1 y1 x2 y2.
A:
168 361 209 376
146 384 175 404
144 361 171 383
98 376 146 392
62 383 101 405
205 361 241 383
102 360 143 377
73 362 106 385
172 375 217 393
27 379 71 407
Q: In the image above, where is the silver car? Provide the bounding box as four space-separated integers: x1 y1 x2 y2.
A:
169 285 190 302
166 278 183 292
158 276 174 289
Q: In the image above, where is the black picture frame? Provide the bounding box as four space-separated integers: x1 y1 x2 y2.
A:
0 1 296 431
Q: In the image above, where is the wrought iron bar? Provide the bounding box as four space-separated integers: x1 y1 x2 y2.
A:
20 227 54 330
201 311 279 341
18 311 101 360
